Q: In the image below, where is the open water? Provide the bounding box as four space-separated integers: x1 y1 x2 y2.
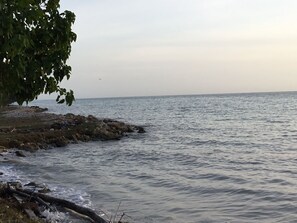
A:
2 92 297 222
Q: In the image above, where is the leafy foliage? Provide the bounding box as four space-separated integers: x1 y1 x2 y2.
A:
0 0 76 106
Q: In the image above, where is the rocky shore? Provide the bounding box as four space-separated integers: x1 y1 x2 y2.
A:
0 105 144 153
0 105 145 222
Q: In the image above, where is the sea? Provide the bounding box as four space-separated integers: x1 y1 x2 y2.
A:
1 91 297 223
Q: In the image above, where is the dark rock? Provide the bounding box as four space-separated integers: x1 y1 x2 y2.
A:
15 150 26 157
87 115 98 122
102 118 113 123
24 182 51 193
81 135 90 142
54 137 68 147
0 128 10 133
41 108 49 112
20 143 39 152
8 181 22 188
136 126 145 133
71 135 79 144
9 140 21 148
38 187 51 193
107 120 133 132
93 126 121 140
108 121 133 133
0 172 3 176
65 113 75 119
84 127 94 136
51 122 63 129
31 106 48 112
74 115 86 125
39 144 50 150
51 121 70 129
75 133 82 140
127 126 134 133
25 182 38 187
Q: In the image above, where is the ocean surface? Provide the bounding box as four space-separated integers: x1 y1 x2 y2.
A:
2 92 297 222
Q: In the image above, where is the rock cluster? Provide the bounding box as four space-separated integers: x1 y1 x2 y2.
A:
0 106 145 152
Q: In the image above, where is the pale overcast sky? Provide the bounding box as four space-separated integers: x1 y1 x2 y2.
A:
50 0 297 99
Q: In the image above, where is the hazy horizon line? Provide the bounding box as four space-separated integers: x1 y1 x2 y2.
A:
37 90 297 101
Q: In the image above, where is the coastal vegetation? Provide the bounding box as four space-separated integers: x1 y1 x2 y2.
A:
0 0 76 106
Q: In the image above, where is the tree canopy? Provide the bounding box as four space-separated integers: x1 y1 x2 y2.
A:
0 0 76 106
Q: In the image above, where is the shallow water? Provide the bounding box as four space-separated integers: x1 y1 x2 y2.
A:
2 92 297 222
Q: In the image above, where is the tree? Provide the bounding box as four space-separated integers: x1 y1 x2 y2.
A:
0 0 76 106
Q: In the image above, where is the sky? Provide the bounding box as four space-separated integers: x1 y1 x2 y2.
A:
46 0 297 99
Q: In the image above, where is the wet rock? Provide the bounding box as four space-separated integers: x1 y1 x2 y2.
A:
24 182 51 193
8 181 22 188
15 150 26 157
25 182 39 187
136 126 145 133
38 187 51 193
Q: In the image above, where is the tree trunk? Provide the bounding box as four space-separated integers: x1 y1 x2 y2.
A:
6 186 108 223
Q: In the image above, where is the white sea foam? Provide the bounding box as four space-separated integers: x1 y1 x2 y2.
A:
0 165 22 183
0 163 93 223
47 185 92 208
41 209 69 223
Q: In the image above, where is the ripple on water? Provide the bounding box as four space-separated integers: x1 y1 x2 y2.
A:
9 92 297 223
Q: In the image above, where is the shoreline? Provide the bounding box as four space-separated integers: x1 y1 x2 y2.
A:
0 105 145 222
0 105 144 152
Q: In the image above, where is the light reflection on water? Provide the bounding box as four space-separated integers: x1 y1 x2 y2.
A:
2 92 297 222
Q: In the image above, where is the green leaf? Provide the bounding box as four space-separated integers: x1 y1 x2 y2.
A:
57 99 65 104
0 0 76 106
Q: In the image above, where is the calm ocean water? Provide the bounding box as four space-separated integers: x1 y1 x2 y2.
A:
2 92 297 222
